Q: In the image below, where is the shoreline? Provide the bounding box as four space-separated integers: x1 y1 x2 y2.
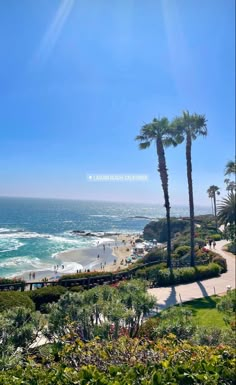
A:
14 233 142 282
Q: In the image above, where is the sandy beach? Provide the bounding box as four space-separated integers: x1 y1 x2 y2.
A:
18 233 142 282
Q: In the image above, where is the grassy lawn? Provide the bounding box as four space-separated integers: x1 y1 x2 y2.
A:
180 295 228 329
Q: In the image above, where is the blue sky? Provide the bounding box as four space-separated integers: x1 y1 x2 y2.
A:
0 0 235 206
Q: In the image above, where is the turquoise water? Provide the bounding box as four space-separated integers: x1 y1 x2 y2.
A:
0 197 210 277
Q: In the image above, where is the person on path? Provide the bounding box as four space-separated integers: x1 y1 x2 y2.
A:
213 241 216 249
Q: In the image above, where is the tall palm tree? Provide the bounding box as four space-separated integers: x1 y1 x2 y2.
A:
207 185 220 228
225 160 236 176
217 192 236 226
135 117 177 268
172 111 207 266
224 160 236 193
207 188 214 215
225 180 236 193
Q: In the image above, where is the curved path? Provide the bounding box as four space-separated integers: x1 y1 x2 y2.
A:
148 240 235 311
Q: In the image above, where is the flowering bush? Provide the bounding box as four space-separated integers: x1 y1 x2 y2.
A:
0 337 234 384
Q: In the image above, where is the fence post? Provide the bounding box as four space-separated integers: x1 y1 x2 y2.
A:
179 293 182 306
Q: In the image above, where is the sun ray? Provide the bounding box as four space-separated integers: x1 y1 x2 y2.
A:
32 0 75 68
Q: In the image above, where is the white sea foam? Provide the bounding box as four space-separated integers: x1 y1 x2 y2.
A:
47 235 84 244
51 248 81 259
0 231 50 240
84 260 100 270
0 227 23 234
0 256 45 269
0 239 24 253
91 237 115 246
0 228 10 233
0 231 83 245
56 262 83 274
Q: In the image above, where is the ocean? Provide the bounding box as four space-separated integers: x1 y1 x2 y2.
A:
0 197 210 278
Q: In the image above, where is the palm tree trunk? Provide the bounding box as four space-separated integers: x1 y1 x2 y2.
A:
186 133 195 267
156 139 172 268
211 197 214 215
213 192 218 229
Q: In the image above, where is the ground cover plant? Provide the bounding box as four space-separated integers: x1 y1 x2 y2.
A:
0 337 234 384
0 283 235 383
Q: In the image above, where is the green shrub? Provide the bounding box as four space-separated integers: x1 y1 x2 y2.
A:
195 249 208 259
211 234 222 241
28 285 67 311
137 263 221 287
58 271 112 282
212 256 227 273
170 253 179 259
69 285 84 293
217 289 236 328
227 242 236 254
0 291 35 312
156 307 196 339
174 245 190 257
194 238 206 248
138 317 160 339
134 263 167 280
0 278 25 285
142 248 167 263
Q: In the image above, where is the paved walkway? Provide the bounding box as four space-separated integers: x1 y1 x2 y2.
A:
148 240 235 310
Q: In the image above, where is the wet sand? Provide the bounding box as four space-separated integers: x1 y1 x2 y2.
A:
17 233 142 282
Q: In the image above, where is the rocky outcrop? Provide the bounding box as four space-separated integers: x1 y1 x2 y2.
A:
143 218 190 242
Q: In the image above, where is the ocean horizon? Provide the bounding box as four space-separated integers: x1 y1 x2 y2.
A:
0 197 211 278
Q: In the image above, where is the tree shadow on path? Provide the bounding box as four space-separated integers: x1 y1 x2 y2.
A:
196 280 209 298
196 281 218 307
158 286 177 311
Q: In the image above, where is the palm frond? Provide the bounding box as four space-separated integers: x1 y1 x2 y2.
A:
138 141 151 150
225 160 236 176
135 135 146 141
217 192 236 226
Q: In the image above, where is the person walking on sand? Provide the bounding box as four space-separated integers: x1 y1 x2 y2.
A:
29 272 32 280
97 254 100 259
32 272 35 279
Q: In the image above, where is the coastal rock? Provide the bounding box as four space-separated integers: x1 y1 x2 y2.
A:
71 230 120 237
129 216 155 220
143 218 190 242
72 231 92 236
